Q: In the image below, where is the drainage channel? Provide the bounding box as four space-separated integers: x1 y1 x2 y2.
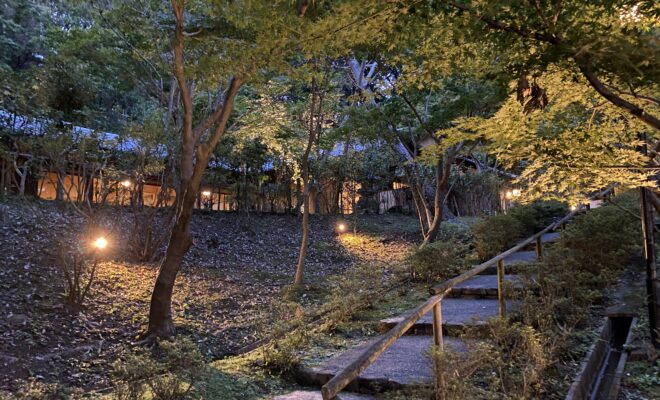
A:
566 315 636 400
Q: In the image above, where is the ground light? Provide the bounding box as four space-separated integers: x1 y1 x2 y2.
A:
336 223 346 234
121 180 131 188
93 237 108 250
505 189 522 200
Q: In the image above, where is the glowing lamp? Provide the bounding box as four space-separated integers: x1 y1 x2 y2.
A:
570 205 577 212
121 180 131 188
93 237 108 250
512 189 521 197
337 223 346 232
505 190 513 199
201 190 211 197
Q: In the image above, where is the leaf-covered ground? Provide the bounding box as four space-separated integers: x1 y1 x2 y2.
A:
0 197 418 393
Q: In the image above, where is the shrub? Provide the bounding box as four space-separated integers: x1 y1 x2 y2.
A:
320 262 385 331
507 205 539 237
57 247 98 311
529 200 568 227
407 241 470 283
560 193 640 277
437 221 474 244
112 337 207 400
472 214 524 260
508 200 568 236
261 329 308 376
432 342 498 400
485 320 550 399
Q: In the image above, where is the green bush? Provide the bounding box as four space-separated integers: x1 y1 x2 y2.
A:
472 214 524 261
508 200 568 236
112 337 207 400
508 205 539 237
560 193 640 277
437 220 474 244
529 200 568 227
407 241 470 283
261 329 308 376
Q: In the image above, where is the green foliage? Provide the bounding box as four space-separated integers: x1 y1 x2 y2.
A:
484 320 550 399
560 192 640 276
432 342 498 400
112 337 207 400
624 361 660 399
320 262 386 331
508 200 568 236
407 241 470 283
261 329 308 377
472 214 524 261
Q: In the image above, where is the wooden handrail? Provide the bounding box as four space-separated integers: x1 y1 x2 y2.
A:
321 188 611 399
321 292 448 400
431 185 613 294
430 208 577 294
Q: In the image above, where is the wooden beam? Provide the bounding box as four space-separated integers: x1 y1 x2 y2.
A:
432 301 444 350
321 293 447 400
497 259 505 319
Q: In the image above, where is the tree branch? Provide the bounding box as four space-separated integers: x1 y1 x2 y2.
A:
577 62 660 131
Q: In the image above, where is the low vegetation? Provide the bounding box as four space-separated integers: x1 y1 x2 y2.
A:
430 193 644 398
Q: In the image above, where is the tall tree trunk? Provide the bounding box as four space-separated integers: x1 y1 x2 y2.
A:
421 147 457 247
146 0 243 337
294 183 311 285
147 184 196 336
294 76 319 285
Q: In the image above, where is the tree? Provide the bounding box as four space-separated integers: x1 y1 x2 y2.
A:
146 0 309 337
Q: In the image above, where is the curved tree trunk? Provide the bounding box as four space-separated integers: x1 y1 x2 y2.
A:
145 1 244 337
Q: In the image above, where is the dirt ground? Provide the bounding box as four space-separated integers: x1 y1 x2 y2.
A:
0 197 417 392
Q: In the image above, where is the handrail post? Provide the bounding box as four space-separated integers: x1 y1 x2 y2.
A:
497 259 506 319
535 235 543 261
432 301 444 351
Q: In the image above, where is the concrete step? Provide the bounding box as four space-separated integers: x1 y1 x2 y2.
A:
540 232 560 243
379 298 518 335
481 251 538 275
272 390 375 400
297 335 465 392
503 250 537 265
448 274 523 298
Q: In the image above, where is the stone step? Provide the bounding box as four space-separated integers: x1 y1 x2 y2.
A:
448 274 523 298
379 298 518 335
540 232 561 243
297 335 465 392
481 251 538 275
272 390 375 400
503 250 537 265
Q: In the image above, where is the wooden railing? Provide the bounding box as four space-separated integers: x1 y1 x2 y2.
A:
320 200 604 400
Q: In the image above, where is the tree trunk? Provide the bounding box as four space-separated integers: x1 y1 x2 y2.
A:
421 147 457 247
293 75 320 285
147 185 196 336
145 0 243 337
294 185 310 285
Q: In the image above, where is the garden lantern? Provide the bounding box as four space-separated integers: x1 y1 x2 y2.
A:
93 237 108 250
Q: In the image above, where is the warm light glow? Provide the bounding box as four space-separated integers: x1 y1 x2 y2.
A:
93 237 108 250
201 190 211 197
570 205 577 211
505 190 513 199
511 189 521 197
121 180 131 188
337 223 346 232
